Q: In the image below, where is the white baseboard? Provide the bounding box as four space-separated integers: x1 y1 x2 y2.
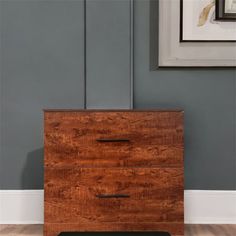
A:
0 190 44 224
185 190 236 224
0 190 235 224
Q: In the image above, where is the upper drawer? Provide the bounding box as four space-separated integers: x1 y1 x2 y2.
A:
44 110 183 168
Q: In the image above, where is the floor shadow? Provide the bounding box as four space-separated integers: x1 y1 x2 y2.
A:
22 147 44 189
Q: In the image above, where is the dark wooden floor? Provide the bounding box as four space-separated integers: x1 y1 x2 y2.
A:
0 224 236 236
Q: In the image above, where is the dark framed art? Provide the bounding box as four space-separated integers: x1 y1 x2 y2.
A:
180 0 236 42
216 0 236 20
157 0 236 67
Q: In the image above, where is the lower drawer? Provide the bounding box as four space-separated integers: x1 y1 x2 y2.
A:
45 167 184 224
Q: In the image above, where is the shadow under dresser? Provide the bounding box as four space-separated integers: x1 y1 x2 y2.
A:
44 110 184 236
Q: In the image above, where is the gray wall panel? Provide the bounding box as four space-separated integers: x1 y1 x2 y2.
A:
86 0 131 109
134 0 236 190
0 0 235 191
0 0 85 189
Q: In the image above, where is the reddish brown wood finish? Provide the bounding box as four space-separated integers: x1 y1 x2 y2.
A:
44 111 183 168
45 168 183 223
44 110 184 236
44 223 184 236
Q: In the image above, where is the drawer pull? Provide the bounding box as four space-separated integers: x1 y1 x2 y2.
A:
96 194 130 198
96 138 130 142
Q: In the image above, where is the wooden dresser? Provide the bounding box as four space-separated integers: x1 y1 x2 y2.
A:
44 110 184 236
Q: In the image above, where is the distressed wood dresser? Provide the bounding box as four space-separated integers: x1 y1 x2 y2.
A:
44 110 184 236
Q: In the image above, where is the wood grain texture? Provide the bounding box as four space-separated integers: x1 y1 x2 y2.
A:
44 111 183 168
185 224 236 236
44 223 184 236
44 111 184 236
1 224 236 236
0 225 42 236
45 168 183 224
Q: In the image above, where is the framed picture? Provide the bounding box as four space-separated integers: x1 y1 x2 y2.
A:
216 0 236 20
180 0 236 42
157 0 236 67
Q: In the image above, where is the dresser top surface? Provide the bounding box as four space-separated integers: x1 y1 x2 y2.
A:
43 109 184 113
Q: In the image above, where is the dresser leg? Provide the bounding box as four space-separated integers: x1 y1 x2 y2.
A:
44 231 60 236
44 227 60 236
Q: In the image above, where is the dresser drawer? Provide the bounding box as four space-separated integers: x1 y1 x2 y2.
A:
44 111 183 168
44 167 184 224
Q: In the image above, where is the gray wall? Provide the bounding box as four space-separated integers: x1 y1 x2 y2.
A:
0 0 235 190
134 0 236 190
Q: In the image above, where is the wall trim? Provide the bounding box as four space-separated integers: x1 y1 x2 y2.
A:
185 190 236 224
0 190 235 224
130 0 134 109
0 190 44 224
84 0 87 109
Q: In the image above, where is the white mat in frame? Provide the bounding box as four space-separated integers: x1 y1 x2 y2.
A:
158 0 236 67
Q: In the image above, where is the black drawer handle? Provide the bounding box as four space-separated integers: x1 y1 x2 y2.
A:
96 138 130 143
96 194 130 198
